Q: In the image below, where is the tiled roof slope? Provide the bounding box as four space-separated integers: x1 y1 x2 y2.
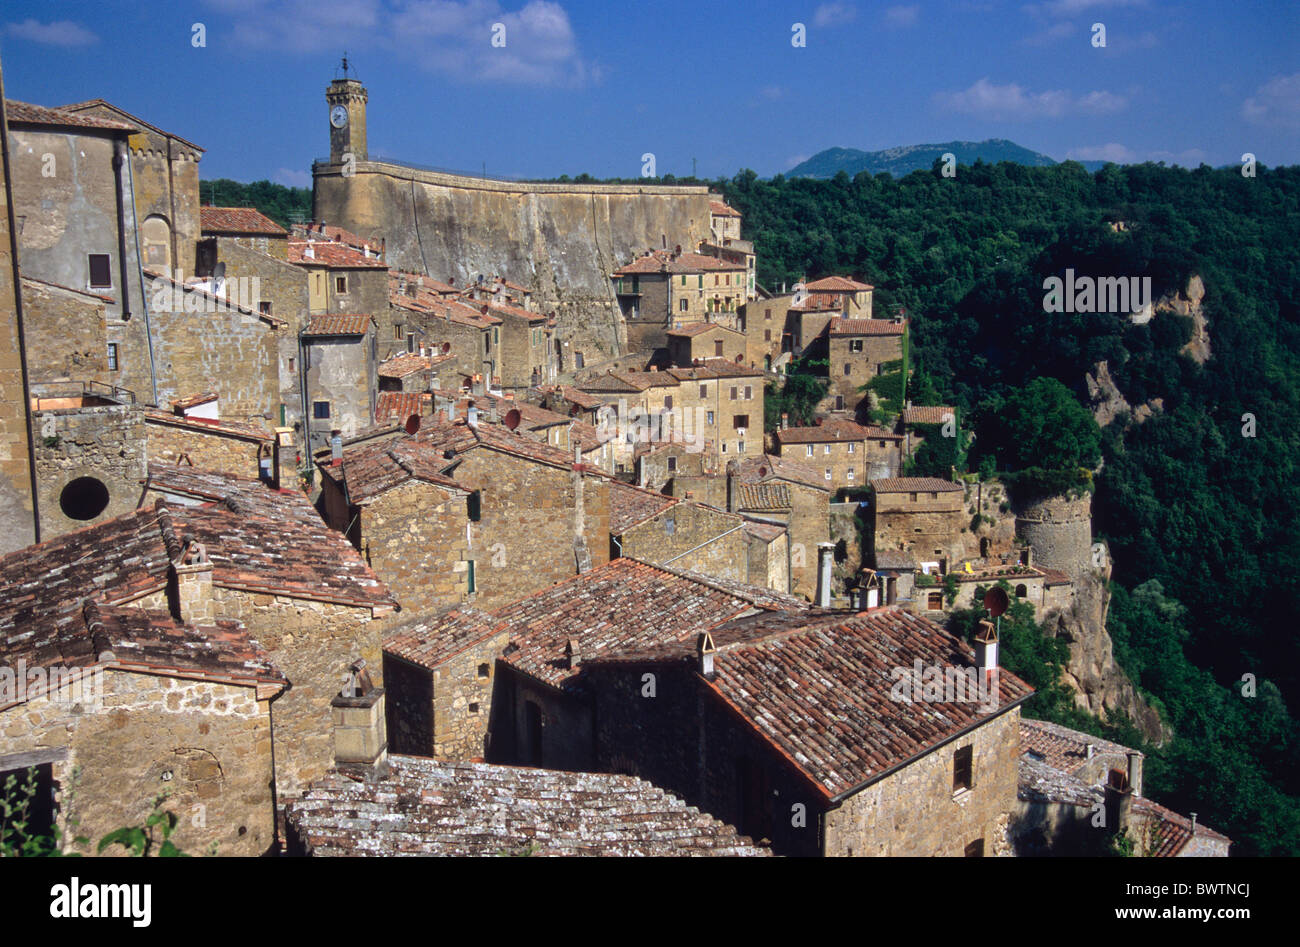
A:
828 318 904 336
902 405 956 425
374 391 432 423
1019 718 1133 776
777 419 899 444
384 608 500 670
200 207 287 236
870 477 963 493
806 276 872 292
304 314 372 336
336 436 466 504
700 608 1033 799
4 99 133 131
286 756 768 856
739 454 830 491
733 482 792 512
288 240 387 268
498 558 802 690
609 481 679 533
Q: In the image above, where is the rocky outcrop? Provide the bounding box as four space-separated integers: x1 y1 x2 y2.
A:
1085 361 1165 428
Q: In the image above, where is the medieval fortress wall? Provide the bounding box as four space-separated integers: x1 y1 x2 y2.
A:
1014 492 1094 581
313 160 714 360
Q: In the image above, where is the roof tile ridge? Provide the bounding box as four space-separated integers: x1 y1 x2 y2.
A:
153 499 183 562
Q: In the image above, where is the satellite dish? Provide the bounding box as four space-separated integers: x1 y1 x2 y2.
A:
984 586 1009 618
504 408 522 431
405 414 421 435
213 261 226 281
441 341 451 355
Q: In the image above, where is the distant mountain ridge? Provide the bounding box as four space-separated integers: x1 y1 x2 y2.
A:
788 139 1108 178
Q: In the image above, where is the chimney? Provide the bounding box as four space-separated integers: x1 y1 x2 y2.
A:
564 638 581 670
1127 750 1144 796
781 412 789 430
467 400 479 428
330 431 343 466
815 542 835 607
726 458 739 512
331 659 388 778
1104 767 1134 839
1190 812 1198 832
168 538 213 623
974 619 998 684
1086 743 1096 760
697 631 717 677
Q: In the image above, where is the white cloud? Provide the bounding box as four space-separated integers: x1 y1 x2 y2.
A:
935 77 1126 120
205 0 595 87
759 85 785 101
275 167 313 188
1241 73 1300 130
884 5 920 28
813 3 857 28
1022 21 1074 45
5 18 99 47
1066 143 1137 162
1145 148 1207 167
1024 0 1147 16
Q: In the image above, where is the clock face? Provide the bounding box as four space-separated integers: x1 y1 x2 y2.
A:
330 105 349 129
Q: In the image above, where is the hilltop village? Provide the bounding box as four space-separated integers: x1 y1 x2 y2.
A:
0 68 1227 857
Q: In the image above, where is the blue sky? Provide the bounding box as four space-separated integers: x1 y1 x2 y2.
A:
1 0 1296 186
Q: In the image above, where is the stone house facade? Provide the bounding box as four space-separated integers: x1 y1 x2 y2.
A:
665 322 749 368
870 477 967 570
301 313 378 451
825 317 906 416
777 419 902 492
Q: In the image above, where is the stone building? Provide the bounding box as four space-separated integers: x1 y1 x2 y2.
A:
316 415 611 614
376 351 454 392
870 476 967 571
709 199 742 243
489 298 556 391
613 248 749 354
776 419 902 492
388 287 502 383
1013 719 1230 856
583 607 1032 856
739 292 798 372
301 313 378 451
199 207 289 266
728 454 831 600
0 84 39 553
664 322 749 368
803 276 874 317
285 755 767 856
382 608 507 760
19 277 113 386
144 408 285 484
289 236 388 328
825 317 906 416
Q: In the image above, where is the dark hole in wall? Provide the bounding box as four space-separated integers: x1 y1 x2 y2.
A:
59 477 110 520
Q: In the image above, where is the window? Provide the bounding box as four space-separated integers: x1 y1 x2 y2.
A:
394 323 404 341
825 468 832 480
931 492 939 500
844 363 852 376
910 492 918 502
469 702 480 714
681 275 688 286
738 441 745 453
467 560 476 594
847 468 855 481
730 386 738 400
313 401 331 419
849 339 864 353
953 746 973 792
259 301 272 316
1015 584 1028 598
288 356 295 372
493 328 499 345
715 339 724 357
824 445 831 455
574 351 585 369
764 329 771 342
876 364 885 376
721 442 727 453
667 455 677 472
699 384 707 398
964 839 984 857
664 517 676 535
835 395 845 410
879 440 886 448
664 395 673 409
478 663 490 679
744 386 752 399
335 275 348 294
706 411 714 425
806 445 814 457
680 299 689 312
733 414 749 430
847 443 855 454
467 491 481 521
764 308 772 321
928 591 944 610
106 343 119 371
88 254 112 289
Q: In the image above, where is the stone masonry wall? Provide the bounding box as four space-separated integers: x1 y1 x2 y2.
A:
0 667 275 856
431 632 511 760
823 706 1021 856
144 415 270 481
618 502 747 583
359 479 470 617
20 279 110 385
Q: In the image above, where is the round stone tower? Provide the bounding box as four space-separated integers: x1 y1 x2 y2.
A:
1014 492 1093 579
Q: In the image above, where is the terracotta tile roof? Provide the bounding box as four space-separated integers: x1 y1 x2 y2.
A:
498 558 804 691
389 271 459 296
664 359 761 380
1132 796 1231 854
733 482 792 512
143 409 274 443
777 419 899 444
739 454 830 491
200 207 287 236
334 436 467 504
1017 753 1101 808
710 199 741 217
4 99 133 132
902 405 956 425
1039 567 1072 587
392 294 502 329
294 222 375 251
383 608 501 670
374 391 432 424
143 461 270 504
288 240 387 269
577 372 654 393
698 608 1033 798
377 353 451 379
553 385 604 410
870 477 963 494
58 99 205 151
286 756 768 856
1018 718 1135 777
613 250 745 277
666 322 743 338
806 276 873 292
741 520 785 543
609 482 679 533
829 318 904 336
304 313 373 337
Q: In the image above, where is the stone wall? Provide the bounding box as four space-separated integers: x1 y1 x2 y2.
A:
830 501 866 598
304 331 376 450
1013 492 1094 579
494 668 594 772
823 706 1021 856
144 414 272 481
617 502 748 583
20 279 110 385
0 668 275 856
430 633 510 760
32 400 146 539
313 160 714 360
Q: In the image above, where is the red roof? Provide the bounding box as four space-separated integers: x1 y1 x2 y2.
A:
609 482 679 533
4 99 133 132
710 199 741 217
613 249 745 277
289 240 387 269
304 313 372 336
870 476 963 493
806 276 873 292
829 318 905 336
901 405 956 425
201 206 287 236
777 419 900 444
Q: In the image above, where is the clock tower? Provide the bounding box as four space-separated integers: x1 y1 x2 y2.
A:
326 58 367 165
